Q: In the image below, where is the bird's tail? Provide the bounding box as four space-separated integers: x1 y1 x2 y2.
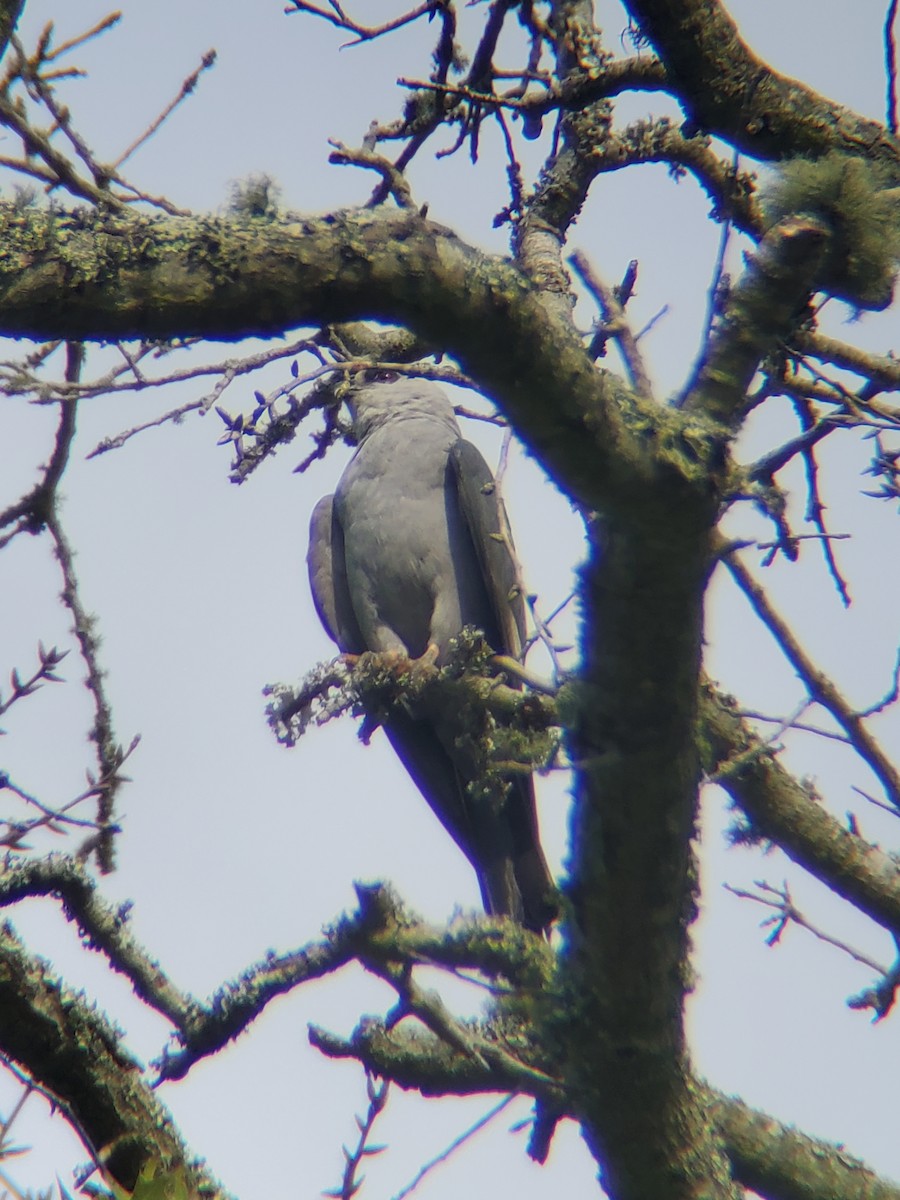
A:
505 775 559 934
385 714 557 933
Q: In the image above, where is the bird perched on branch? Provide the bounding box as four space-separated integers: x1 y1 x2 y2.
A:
307 377 556 933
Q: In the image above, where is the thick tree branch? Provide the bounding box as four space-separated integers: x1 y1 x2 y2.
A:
792 330 900 392
588 118 762 233
0 857 198 1030
565 517 737 1200
514 1 612 312
700 683 900 937
0 925 218 1193
310 1021 900 1200
622 0 900 164
682 215 829 426
710 1092 900 1200
0 201 723 517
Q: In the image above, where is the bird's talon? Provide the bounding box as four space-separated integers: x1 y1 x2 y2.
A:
417 643 440 668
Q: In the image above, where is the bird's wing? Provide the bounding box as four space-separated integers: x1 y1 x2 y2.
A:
449 438 557 932
448 438 527 660
306 494 365 654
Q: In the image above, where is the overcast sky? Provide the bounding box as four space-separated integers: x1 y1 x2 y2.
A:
1 2 899 1198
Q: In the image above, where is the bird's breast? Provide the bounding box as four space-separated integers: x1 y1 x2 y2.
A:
334 426 488 658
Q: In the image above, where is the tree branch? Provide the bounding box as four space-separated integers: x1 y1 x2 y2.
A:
700 682 900 938
0 201 719 518
682 216 829 426
622 0 900 164
0 925 218 1193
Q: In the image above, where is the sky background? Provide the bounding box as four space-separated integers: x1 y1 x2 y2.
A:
1 1 899 1197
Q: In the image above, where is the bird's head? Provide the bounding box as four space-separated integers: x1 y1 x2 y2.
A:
347 377 459 442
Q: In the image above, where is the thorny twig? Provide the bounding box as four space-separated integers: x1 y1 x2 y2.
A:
0 734 138 850
325 1073 389 1200
39 345 129 869
0 644 67 722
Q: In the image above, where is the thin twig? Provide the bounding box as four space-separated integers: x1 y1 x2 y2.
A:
391 1095 517 1200
724 552 900 810
887 0 900 135
569 249 653 399
791 395 851 606
285 0 437 45
724 880 887 973
735 708 850 744
705 696 814 782
111 49 217 170
492 429 567 681
699 154 737 348
326 1073 389 1200
857 646 900 717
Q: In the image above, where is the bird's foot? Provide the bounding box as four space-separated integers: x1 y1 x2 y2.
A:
414 643 440 668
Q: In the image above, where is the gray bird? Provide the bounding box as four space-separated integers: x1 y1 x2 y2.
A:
307 378 556 932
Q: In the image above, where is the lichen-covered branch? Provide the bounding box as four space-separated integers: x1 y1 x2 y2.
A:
0 925 219 1193
0 199 742 528
682 216 829 427
700 683 900 937
724 554 900 809
709 1092 900 1200
622 0 900 165
310 1017 900 1200
0 856 198 1029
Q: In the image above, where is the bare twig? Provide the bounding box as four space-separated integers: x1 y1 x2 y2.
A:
391 1095 517 1200
699 154 736 348
285 0 438 45
328 139 415 208
724 552 900 810
887 0 900 135
706 696 814 782
857 647 900 718
724 879 887 973
111 49 217 170
735 707 850 745
569 248 653 400
791 396 851 606
325 1072 389 1200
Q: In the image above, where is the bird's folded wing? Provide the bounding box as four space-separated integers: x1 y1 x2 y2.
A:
449 438 527 661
